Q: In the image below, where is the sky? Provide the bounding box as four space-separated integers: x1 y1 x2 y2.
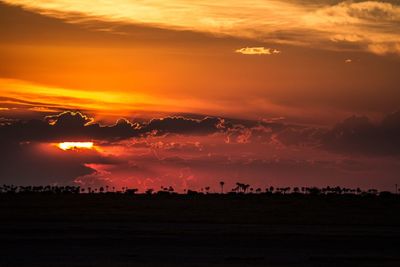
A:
0 0 400 192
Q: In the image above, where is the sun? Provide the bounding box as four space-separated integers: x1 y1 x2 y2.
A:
58 142 94 150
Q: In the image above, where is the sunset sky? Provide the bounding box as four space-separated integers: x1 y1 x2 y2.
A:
1 0 400 191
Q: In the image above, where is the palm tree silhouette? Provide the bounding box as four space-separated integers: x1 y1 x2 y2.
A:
219 181 225 194
269 186 274 193
236 182 242 192
243 184 250 193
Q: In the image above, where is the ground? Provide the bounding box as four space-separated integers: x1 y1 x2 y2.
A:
1 193 400 266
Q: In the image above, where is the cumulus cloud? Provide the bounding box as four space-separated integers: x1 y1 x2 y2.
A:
2 110 400 189
0 111 230 186
3 110 400 158
0 111 135 143
235 47 281 55
45 111 94 127
226 111 400 157
0 111 228 143
322 111 400 156
143 116 225 135
263 110 400 157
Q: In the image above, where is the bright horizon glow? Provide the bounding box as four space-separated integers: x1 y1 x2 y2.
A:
0 78 226 118
58 142 94 150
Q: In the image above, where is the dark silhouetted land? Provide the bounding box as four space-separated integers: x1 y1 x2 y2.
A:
1 193 400 267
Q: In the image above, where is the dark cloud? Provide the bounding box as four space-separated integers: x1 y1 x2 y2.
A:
2 110 400 188
272 125 323 147
0 141 118 185
0 111 228 143
3 110 400 158
322 111 400 156
257 110 400 157
46 111 94 127
142 116 224 135
0 111 138 143
0 111 133 185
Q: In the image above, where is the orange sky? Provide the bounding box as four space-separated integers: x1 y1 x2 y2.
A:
1 1 400 191
1 1 400 124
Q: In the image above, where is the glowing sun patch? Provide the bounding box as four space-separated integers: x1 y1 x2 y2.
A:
58 142 94 150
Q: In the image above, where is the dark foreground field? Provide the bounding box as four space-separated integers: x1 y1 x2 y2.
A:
1 194 400 267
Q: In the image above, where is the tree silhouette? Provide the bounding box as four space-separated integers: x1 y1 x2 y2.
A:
219 181 225 194
145 188 154 195
0 184 385 197
243 184 250 193
269 186 274 193
236 183 242 193
125 188 138 195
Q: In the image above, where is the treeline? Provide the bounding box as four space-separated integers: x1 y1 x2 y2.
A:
0 185 80 194
0 183 398 196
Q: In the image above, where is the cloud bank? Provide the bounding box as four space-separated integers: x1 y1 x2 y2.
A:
3 0 400 55
0 111 227 143
3 110 400 157
2 111 400 190
322 111 400 156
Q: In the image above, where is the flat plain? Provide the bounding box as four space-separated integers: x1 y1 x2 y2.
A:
1 194 400 267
